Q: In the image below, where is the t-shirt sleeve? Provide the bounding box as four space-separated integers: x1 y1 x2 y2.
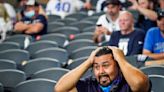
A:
143 28 154 52
37 15 47 25
131 30 145 55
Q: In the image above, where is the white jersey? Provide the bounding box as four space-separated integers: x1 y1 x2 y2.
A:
46 0 84 19
96 14 120 41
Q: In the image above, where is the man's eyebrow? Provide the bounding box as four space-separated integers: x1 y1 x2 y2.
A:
93 61 109 65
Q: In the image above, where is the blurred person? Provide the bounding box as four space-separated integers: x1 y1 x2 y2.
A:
109 11 145 56
14 0 47 39
0 0 16 41
129 0 157 33
55 46 151 92
46 0 91 19
93 0 121 44
143 9 164 60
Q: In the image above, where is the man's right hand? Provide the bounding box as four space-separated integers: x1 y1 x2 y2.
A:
87 47 103 66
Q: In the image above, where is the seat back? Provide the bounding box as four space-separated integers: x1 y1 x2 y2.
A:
140 65 164 76
0 42 20 52
0 69 26 91
0 59 16 70
70 46 97 59
22 58 61 78
31 68 69 81
149 75 164 92
65 39 97 54
26 40 58 56
0 82 4 92
14 78 56 92
0 49 30 66
33 47 69 66
40 33 67 47
4 34 32 49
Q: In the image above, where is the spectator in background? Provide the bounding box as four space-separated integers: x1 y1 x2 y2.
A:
46 0 91 19
55 46 150 92
0 0 16 41
143 9 164 60
96 0 106 13
93 0 121 44
17 0 47 21
14 0 47 39
109 11 145 56
129 0 157 33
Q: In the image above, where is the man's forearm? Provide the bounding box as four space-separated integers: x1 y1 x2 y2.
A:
55 59 91 92
14 22 29 32
117 58 149 92
137 7 157 21
144 52 164 60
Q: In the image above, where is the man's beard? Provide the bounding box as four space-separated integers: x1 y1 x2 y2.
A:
98 73 112 87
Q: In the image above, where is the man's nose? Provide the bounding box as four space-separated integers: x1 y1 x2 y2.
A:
99 66 105 74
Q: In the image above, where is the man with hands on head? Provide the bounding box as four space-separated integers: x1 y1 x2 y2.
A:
55 46 151 92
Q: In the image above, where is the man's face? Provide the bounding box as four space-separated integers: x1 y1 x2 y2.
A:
106 4 120 17
93 54 118 87
157 17 164 33
119 12 134 32
138 0 149 9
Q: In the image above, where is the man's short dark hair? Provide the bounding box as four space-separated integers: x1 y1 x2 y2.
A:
105 0 121 6
95 47 113 57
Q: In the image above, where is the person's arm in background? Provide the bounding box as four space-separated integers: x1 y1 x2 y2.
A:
24 22 44 34
39 5 48 20
143 50 164 60
128 0 157 21
142 28 164 60
14 21 29 33
109 46 150 92
55 48 100 92
145 58 164 66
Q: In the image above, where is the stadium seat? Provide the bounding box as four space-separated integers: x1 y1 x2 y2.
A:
140 65 164 76
48 15 61 23
0 42 20 52
0 69 26 92
26 40 58 57
65 12 88 20
3 34 32 49
69 21 95 31
65 39 97 54
66 57 88 70
33 47 69 66
49 26 80 38
72 32 94 41
0 59 16 70
40 33 68 48
91 11 105 17
22 58 61 78
56 18 77 25
14 78 56 92
149 75 164 92
125 55 145 68
0 82 4 92
47 22 65 33
70 46 97 59
0 49 30 69
81 26 95 33
83 16 99 23
31 68 69 81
